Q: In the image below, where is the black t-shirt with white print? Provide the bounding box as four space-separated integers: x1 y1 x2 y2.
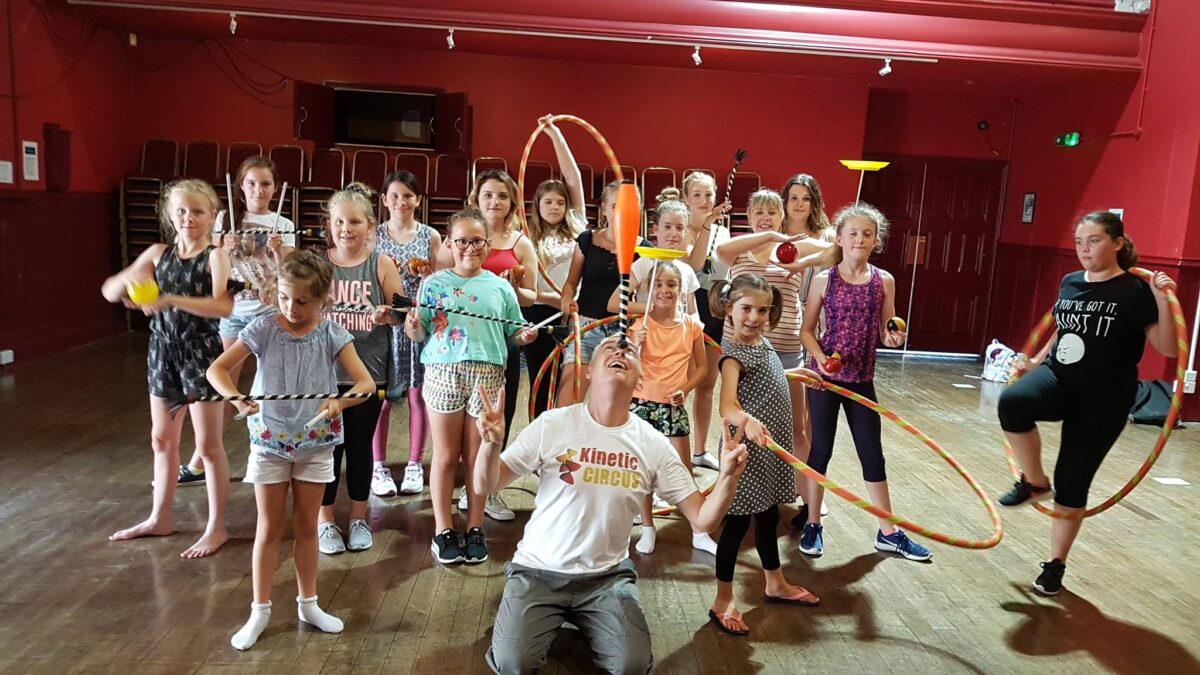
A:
1048 270 1158 396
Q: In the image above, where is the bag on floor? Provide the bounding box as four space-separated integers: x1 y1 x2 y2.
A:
1129 379 1179 427
982 339 1018 383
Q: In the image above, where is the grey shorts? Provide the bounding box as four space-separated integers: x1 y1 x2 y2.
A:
776 350 804 370
570 319 620 366
486 559 652 675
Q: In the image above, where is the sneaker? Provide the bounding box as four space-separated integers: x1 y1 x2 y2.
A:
1034 559 1066 596
457 491 469 512
484 493 516 521
464 527 489 564
347 519 373 551
633 513 643 526
999 476 1054 507
318 522 345 555
431 529 465 565
652 494 671 511
789 502 830 529
371 466 398 497
692 452 720 471
399 462 424 495
177 464 206 486
875 529 932 561
799 523 824 557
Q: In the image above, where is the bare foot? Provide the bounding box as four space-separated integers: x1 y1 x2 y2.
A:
180 528 229 559
110 518 174 541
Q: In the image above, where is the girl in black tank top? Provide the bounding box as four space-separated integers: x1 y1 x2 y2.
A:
100 179 234 559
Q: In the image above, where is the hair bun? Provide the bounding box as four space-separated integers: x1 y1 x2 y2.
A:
345 182 375 200
657 186 682 203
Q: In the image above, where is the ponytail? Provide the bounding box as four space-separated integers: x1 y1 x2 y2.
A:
1117 235 1139 270
1080 210 1138 270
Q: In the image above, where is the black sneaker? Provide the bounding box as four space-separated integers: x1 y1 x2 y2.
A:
998 476 1054 507
1034 559 1066 596
464 527 489 564
177 464 206 486
431 529 465 565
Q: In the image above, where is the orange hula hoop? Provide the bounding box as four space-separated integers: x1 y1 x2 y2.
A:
1002 266 1189 520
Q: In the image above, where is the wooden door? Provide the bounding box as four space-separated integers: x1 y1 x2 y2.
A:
862 157 1005 354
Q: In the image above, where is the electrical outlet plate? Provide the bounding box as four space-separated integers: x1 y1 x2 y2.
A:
1184 370 1196 395
1114 0 1151 13
0 350 13 366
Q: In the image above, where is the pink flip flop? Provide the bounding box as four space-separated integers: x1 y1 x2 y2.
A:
707 609 750 636
764 589 821 607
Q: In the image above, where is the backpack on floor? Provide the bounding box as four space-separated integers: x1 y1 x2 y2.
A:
1129 379 1179 427
982 340 1018 383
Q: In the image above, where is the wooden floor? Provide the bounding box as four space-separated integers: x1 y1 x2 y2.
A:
2 334 1199 675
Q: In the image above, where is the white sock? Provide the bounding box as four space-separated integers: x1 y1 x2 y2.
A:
634 526 657 555
230 601 271 651
187 463 205 474
297 596 344 634
692 531 719 555
374 460 386 469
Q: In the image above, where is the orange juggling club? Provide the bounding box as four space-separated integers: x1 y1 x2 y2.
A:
612 180 640 345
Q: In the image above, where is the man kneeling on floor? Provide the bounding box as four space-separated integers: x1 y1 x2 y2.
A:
474 334 748 674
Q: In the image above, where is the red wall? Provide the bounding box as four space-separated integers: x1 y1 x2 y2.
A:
122 38 870 203
0 1 129 362
864 89 1016 162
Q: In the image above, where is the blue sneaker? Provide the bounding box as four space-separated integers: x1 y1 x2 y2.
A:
875 529 932 561
798 523 824 557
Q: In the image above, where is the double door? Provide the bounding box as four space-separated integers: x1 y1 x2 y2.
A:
861 157 1006 354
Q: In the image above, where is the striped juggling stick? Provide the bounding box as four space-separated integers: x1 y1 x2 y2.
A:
172 389 384 416
1003 266 1189 520
322 294 571 337
723 148 747 205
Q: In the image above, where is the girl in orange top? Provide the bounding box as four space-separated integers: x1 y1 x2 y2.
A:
627 261 714 555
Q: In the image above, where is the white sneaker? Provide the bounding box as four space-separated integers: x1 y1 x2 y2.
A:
485 493 516 521
371 466 397 497
457 491 468 511
318 522 345 555
346 519 373 551
692 452 720 471
652 494 671 511
633 513 643 526
821 501 829 516
399 462 424 495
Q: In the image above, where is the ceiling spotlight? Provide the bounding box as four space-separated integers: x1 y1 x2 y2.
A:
878 58 892 77
692 46 702 66
447 28 455 50
229 13 237 35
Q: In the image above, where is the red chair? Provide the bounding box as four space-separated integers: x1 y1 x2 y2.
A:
226 142 263 176
308 149 346 188
394 153 431 192
640 167 677 204
523 160 555 202
729 171 762 210
182 140 220 182
351 149 388 192
603 164 636 188
434 153 469 197
577 162 595 201
139 139 178 179
471 156 508 188
269 145 306 186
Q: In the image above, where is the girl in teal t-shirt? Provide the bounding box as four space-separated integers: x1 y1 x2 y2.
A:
405 209 535 565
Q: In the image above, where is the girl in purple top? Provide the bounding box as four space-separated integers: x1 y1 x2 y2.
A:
798 203 931 562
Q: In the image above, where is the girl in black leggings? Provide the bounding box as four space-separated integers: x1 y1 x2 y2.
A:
998 211 1177 596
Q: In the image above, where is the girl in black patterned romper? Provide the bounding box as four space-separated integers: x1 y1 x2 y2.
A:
101 179 234 559
706 273 824 636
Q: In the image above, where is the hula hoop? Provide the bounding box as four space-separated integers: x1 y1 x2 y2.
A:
1002 266 1189 519
516 115 626 295
573 311 583 401
779 373 1003 549
529 316 1000 548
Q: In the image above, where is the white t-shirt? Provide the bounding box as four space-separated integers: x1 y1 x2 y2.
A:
501 404 698 574
214 210 297 316
630 256 700 306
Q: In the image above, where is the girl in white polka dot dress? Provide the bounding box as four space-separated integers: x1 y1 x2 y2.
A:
706 273 824 636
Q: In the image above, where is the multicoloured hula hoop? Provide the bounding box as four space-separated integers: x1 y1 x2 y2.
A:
1002 266 1189 520
516 114 625 295
530 316 1002 548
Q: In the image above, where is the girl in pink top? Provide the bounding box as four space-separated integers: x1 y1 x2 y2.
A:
798 203 931 563
627 262 715 555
